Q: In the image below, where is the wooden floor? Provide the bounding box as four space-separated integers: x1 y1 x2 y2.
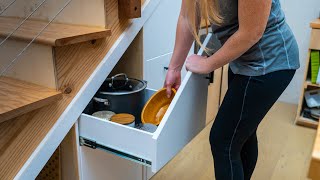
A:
152 102 317 180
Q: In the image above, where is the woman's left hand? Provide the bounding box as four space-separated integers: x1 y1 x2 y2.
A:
185 54 213 74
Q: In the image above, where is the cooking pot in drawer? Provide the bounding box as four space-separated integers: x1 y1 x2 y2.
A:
93 73 147 124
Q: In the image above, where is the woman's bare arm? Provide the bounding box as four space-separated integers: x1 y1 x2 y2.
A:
168 0 195 71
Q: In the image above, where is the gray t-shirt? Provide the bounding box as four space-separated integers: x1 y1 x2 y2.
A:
211 0 300 76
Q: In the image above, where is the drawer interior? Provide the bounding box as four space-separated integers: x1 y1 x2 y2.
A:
79 33 212 173
83 88 156 126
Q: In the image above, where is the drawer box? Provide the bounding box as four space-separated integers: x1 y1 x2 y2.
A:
79 33 213 173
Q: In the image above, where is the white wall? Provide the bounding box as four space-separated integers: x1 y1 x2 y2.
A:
279 0 320 104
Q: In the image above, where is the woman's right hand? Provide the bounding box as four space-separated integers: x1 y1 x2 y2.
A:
164 68 181 98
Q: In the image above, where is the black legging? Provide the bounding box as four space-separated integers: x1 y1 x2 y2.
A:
210 68 295 180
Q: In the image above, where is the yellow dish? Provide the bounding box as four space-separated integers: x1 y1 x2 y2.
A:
141 88 176 125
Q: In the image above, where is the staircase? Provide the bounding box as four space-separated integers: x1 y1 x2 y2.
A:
0 0 144 179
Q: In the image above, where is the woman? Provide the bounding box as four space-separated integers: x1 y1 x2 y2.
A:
164 0 299 179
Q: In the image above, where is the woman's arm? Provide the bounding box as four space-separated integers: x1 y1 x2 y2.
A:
164 0 195 97
168 0 194 71
186 0 272 74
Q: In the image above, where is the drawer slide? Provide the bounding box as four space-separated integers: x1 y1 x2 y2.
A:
80 137 152 167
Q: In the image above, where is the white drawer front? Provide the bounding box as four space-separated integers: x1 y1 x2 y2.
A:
144 51 190 90
79 34 212 173
145 53 172 90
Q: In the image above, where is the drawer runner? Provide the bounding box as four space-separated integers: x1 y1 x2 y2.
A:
79 137 152 167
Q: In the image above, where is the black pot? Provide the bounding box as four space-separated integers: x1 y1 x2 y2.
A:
93 73 147 124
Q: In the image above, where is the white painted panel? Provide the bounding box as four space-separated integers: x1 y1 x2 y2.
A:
146 167 155 180
143 0 182 60
81 146 143 180
144 43 193 90
1 0 106 27
145 53 172 90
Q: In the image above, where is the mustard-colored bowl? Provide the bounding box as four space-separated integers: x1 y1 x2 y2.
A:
141 88 176 125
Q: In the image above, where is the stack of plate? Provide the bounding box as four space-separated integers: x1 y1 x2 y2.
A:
92 111 115 121
92 111 135 127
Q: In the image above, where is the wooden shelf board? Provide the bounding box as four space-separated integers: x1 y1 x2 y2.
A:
296 116 318 129
311 19 320 29
305 80 320 88
0 17 111 46
0 76 62 123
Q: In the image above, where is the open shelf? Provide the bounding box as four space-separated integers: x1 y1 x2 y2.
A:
296 116 318 129
0 76 63 123
296 48 320 129
311 19 320 29
0 17 111 46
305 79 320 88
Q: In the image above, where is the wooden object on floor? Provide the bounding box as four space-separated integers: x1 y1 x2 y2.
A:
118 0 142 18
152 102 316 180
310 19 320 29
0 17 111 46
296 19 320 129
36 147 61 180
309 121 320 179
0 77 62 124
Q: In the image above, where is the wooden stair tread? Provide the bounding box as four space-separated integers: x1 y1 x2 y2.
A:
311 19 320 29
0 17 111 46
0 77 62 123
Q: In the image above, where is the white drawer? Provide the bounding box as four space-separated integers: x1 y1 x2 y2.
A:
79 33 213 173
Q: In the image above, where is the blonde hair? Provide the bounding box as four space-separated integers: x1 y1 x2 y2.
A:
185 0 222 48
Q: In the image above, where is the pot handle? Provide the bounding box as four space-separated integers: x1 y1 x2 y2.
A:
93 97 110 106
109 73 129 90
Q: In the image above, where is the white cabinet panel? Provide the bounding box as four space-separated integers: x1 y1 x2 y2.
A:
81 146 143 180
145 53 172 90
144 51 190 90
143 0 182 60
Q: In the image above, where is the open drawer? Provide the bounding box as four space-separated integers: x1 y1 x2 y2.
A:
78 33 213 173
